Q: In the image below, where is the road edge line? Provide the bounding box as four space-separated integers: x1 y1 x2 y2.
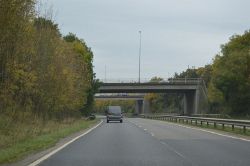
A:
146 119 250 142
176 123 250 142
28 120 103 166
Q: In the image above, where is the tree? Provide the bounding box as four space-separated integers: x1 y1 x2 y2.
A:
210 31 250 115
63 33 96 116
0 1 96 120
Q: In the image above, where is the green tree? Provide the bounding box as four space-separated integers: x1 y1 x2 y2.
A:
63 33 96 116
0 1 96 120
210 31 250 115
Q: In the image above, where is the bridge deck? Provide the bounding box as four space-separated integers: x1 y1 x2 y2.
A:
98 83 199 93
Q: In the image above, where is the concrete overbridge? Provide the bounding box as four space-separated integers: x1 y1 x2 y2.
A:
97 78 208 115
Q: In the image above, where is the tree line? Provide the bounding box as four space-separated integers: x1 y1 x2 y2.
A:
0 0 96 120
146 31 250 117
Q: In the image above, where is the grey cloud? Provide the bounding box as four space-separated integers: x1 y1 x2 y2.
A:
51 0 250 79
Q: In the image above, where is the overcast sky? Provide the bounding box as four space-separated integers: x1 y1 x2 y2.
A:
50 0 250 80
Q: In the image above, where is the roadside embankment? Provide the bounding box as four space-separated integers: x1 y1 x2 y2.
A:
0 114 98 165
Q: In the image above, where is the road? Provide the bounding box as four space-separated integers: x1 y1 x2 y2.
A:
39 118 250 166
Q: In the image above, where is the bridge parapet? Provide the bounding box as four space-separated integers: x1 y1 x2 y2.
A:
100 78 203 84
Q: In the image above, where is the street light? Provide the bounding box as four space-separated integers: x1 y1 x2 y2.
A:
138 30 142 83
105 65 107 83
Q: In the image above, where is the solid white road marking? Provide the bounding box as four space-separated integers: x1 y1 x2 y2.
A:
28 120 103 166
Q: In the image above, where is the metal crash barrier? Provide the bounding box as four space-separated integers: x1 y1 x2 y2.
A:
141 114 250 133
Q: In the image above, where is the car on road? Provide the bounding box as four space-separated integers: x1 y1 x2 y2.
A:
106 106 123 123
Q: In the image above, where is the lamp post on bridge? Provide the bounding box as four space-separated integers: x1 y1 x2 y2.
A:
105 65 107 83
138 30 142 83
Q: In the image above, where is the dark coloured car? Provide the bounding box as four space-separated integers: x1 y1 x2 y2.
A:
106 106 123 123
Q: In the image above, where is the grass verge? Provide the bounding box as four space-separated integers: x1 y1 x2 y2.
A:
0 118 98 164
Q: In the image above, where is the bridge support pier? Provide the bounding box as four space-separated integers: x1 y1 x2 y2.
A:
183 90 199 115
143 99 150 114
135 100 143 115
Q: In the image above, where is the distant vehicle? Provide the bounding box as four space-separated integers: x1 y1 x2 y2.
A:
120 93 127 96
88 114 96 120
106 106 123 123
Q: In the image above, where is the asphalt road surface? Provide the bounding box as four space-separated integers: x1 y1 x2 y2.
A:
39 118 250 166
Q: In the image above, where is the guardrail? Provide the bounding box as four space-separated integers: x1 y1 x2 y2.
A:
141 114 250 133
